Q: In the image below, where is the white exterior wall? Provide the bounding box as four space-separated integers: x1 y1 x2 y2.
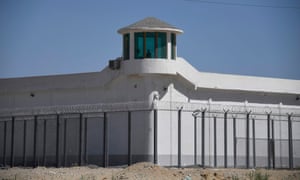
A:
167 32 171 60
1 57 300 167
1 58 299 110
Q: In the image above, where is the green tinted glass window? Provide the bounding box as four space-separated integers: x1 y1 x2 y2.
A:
123 34 130 60
146 32 155 58
171 33 176 60
135 32 144 59
134 32 167 59
156 32 166 58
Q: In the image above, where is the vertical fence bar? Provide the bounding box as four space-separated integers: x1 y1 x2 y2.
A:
104 112 109 167
214 116 217 167
246 112 250 169
178 109 182 168
79 113 83 166
56 115 60 168
128 111 132 166
252 118 256 168
224 111 228 168
23 120 27 166
233 117 237 168
194 116 197 165
33 115 38 167
43 119 47 166
271 118 275 168
154 109 158 164
10 116 15 167
84 117 88 165
3 121 7 167
267 113 271 169
63 118 67 167
201 111 205 167
288 114 293 169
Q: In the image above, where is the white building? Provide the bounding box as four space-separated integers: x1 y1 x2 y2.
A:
0 17 300 168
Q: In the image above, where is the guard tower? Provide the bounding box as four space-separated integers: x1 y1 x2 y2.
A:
118 17 183 61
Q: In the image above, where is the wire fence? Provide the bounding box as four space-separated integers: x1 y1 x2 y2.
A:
0 110 155 168
0 101 300 168
156 106 300 169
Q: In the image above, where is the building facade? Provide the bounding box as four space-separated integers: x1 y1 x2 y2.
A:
1 17 300 168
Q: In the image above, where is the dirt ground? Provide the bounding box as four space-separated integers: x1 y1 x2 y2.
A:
1 162 300 180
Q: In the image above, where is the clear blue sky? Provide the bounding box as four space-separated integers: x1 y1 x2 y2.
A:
1 0 300 79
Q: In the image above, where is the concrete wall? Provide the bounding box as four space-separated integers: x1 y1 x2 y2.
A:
1 57 300 168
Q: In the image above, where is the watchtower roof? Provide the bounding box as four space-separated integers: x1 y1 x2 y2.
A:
118 17 183 34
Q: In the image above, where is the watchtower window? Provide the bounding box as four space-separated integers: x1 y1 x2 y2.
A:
157 32 167 58
171 33 176 60
123 33 130 60
134 32 166 59
146 32 155 58
135 32 144 59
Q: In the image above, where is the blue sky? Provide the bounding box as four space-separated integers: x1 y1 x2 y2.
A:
1 0 300 79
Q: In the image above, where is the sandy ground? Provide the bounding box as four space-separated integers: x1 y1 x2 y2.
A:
1 162 300 180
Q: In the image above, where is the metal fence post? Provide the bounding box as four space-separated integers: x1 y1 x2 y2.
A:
63 118 67 167
246 112 250 169
224 111 228 168
288 114 293 169
10 116 15 167
178 109 182 168
214 116 217 167
23 120 27 166
271 118 275 168
104 112 109 167
33 115 38 167
56 114 60 168
201 110 205 167
128 111 132 166
79 113 83 166
267 113 271 169
78 113 82 166
233 116 237 168
252 118 256 168
194 116 197 166
84 117 88 165
43 119 47 166
154 109 158 164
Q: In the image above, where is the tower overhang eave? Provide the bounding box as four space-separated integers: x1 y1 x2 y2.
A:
117 27 183 34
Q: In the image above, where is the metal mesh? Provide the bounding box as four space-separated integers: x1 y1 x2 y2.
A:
0 104 299 168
